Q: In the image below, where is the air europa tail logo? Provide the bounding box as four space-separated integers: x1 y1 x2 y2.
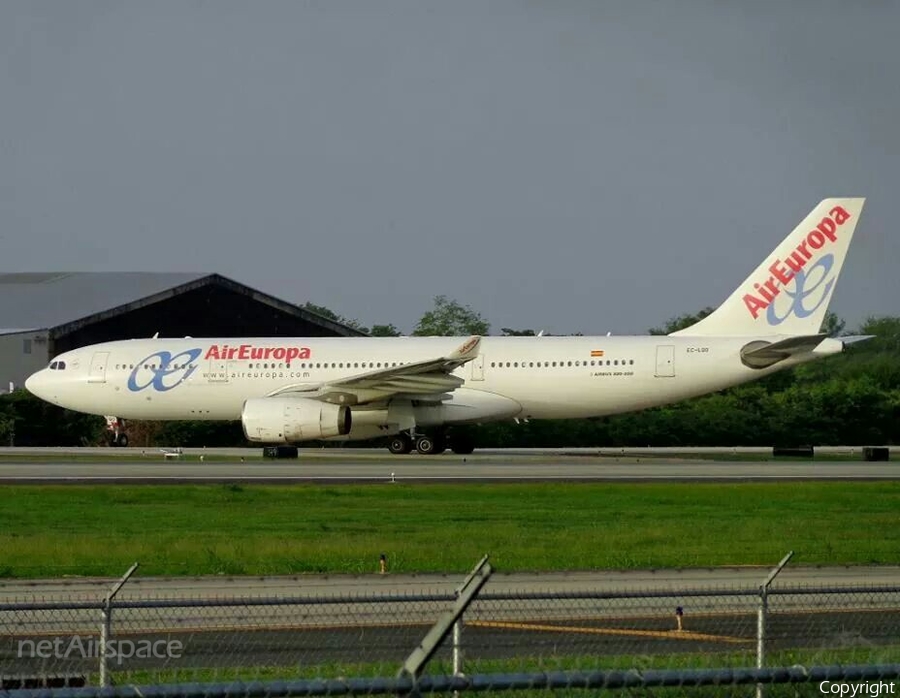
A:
204 344 312 362
743 205 852 324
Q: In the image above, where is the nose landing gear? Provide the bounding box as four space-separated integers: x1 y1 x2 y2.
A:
105 417 129 447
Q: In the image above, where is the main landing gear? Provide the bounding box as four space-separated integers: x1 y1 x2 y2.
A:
387 430 476 456
105 417 129 447
387 434 415 454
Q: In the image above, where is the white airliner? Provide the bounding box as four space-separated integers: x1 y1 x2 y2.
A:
26 198 870 455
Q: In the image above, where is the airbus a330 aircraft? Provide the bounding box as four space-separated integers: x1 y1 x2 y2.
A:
26 198 869 455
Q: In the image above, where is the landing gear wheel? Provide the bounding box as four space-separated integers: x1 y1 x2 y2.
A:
388 434 413 455
415 435 444 455
116 433 129 447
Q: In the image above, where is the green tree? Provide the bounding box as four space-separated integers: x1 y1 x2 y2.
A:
816 315 900 392
856 316 900 353
820 311 846 337
302 302 341 322
370 324 402 337
302 302 370 334
501 328 536 336
413 296 490 336
0 390 104 446
0 411 12 445
649 307 716 335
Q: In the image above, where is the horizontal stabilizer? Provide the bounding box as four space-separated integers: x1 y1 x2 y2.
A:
835 334 875 346
740 334 828 368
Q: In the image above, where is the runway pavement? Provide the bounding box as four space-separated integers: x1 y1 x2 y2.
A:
0 446 896 482
4 567 900 602
2 446 896 457
0 459 896 483
3 569 899 643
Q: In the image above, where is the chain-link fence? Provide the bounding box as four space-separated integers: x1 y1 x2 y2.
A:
1 562 899 696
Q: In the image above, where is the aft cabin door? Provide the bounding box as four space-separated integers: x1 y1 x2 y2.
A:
470 354 485 381
655 345 675 377
88 352 109 383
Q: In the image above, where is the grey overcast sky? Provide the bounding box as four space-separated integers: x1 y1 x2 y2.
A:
2 1 898 335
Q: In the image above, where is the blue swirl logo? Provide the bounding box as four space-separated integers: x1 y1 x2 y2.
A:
127 349 203 392
767 254 835 326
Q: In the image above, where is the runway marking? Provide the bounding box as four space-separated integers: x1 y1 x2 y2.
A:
467 620 751 644
2 619 749 644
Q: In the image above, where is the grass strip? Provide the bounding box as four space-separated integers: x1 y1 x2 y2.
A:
0 482 897 577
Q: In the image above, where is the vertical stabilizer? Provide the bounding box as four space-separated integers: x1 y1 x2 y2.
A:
671 198 865 337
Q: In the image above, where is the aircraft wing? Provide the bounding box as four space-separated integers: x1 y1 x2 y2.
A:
268 335 482 405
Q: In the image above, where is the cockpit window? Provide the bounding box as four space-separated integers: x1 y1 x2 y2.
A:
58 361 66 370
49 361 58 370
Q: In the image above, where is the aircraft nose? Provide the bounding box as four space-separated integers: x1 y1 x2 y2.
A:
25 370 47 399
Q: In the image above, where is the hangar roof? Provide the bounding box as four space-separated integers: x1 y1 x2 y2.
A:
0 272 364 337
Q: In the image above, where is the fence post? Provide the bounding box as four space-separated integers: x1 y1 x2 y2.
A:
399 555 491 695
756 551 793 698
452 615 462 678
451 553 488 688
98 562 139 688
452 620 462 696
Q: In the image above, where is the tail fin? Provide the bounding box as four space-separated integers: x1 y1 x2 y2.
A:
671 198 865 337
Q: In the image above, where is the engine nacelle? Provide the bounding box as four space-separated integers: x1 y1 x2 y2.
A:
241 397 351 443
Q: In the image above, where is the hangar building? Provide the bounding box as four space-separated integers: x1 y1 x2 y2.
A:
0 272 364 391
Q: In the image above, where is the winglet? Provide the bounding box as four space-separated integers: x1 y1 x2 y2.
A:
448 335 482 362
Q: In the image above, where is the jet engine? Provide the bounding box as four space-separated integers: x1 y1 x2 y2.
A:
241 397 351 443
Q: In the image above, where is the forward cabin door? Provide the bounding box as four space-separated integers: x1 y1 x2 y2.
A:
207 358 229 383
655 345 675 377
88 352 109 383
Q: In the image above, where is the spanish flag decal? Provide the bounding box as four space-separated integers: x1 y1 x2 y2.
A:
590 350 604 357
